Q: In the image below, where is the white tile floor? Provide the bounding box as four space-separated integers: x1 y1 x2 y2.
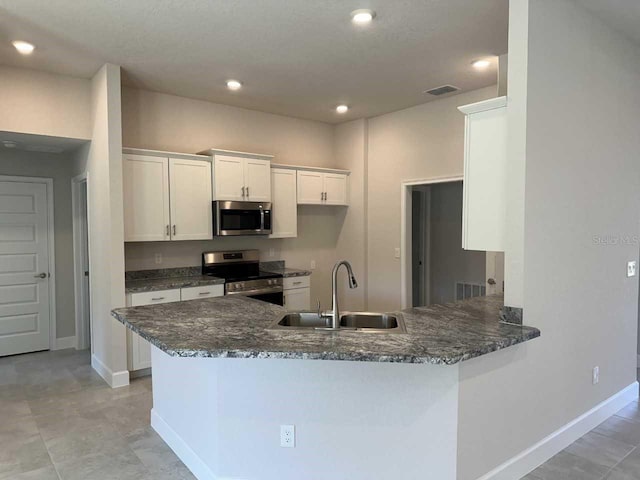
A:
2 349 639 480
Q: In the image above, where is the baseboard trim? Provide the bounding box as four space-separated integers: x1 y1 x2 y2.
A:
53 336 76 350
91 354 130 389
151 409 217 480
477 381 639 480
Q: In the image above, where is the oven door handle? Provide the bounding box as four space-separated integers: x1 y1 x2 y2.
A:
226 286 283 296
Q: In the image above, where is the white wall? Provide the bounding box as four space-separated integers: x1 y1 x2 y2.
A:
0 149 80 339
121 87 342 307
73 64 128 386
0 65 91 140
457 1 640 478
365 86 497 312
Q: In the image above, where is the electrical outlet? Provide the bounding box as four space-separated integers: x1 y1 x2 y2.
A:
394 248 401 259
280 425 295 448
154 253 162 265
310 260 316 270
269 248 275 258
592 366 599 385
628 261 637 277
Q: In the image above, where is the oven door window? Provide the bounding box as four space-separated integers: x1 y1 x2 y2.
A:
247 291 283 306
220 209 262 231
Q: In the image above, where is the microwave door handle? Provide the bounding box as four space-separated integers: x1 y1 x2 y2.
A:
260 209 265 231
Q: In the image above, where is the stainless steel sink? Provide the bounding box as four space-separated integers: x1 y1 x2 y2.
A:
273 311 407 333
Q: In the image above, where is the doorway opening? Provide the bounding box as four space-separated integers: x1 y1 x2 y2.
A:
401 177 504 308
72 173 91 351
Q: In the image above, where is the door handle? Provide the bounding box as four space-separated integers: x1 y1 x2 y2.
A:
34 273 47 279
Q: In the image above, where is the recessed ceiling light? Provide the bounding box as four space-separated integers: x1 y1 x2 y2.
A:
336 105 349 114
12 40 35 55
472 59 491 69
351 9 376 25
226 80 242 90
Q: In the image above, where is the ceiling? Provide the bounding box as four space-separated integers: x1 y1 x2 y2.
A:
0 131 88 153
0 0 508 124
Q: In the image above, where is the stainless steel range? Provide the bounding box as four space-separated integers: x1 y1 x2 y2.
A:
202 250 283 305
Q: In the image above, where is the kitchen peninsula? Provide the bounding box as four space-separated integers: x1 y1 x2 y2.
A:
112 295 539 480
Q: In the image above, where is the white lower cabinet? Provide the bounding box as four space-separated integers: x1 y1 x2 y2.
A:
126 285 223 373
283 276 311 311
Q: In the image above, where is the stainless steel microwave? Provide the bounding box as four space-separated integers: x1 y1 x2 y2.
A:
212 201 272 236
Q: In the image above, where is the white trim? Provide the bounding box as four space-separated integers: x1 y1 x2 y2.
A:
53 336 76 350
477 382 639 480
271 163 351 175
400 175 463 308
91 354 130 388
122 147 210 162
457 96 507 115
197 148 274 160
72 173 91 350
0 175 57 351
152 409 218 480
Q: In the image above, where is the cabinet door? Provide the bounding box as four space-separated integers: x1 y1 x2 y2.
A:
127 289 181 371
297 171 324 205
244 158 272 202
123 154 170 242
283 288 311 311
323 174 349 206
462 104 507 251
270 168 297 238
169 158 213 241
214 155 245 201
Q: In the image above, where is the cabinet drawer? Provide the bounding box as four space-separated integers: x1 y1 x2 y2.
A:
181 284 224 301
283 276 310 290
129 289 181 307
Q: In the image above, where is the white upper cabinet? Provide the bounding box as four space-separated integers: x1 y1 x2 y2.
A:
244 158 271 202
169 158 213 241
213 155 245 201
270 168 297 238
458 96 507 252
296 170 349 206
209 152 272 202
123 154 171 242
123 149 213 242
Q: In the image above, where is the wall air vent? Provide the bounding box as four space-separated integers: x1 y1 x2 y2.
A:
424 85 460 96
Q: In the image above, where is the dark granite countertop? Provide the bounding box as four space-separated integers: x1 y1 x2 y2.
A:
260 267 312 278
111 294 540 365
125 275 224 294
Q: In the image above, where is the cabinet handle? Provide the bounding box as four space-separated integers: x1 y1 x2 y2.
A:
173 225 176 235
293 281 303 285
241 186 245 197
321 192 324 201
198 292 211 295
151 297 165 301
166 225 170 236
246 186 249 198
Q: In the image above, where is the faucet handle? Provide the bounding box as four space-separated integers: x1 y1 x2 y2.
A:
316 299 322 317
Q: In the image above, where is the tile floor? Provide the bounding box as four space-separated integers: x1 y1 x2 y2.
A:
1 349 639 480
0 348 194 479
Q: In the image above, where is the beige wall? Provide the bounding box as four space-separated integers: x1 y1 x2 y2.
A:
0 65 91 140
365 86 497 312
121 87 342 307
0 149 79 339
457 1 640 478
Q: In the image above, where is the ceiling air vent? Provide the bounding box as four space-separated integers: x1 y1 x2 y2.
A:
424 85 460 96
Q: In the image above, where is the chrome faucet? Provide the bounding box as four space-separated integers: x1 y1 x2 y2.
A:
320 260 358 330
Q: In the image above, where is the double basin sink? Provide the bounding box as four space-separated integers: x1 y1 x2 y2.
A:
272 311 407 334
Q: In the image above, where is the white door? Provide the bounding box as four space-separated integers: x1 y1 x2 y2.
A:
123 154 171 241
297 171 324 205
283 288 311 311
0 181 51 356
244 159 271 202
169 158 213 241
214 155 245 201
270 168 297 238
324 174 349 206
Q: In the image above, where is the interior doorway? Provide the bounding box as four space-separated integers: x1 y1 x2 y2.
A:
72 173 91 351
401 177 504 308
